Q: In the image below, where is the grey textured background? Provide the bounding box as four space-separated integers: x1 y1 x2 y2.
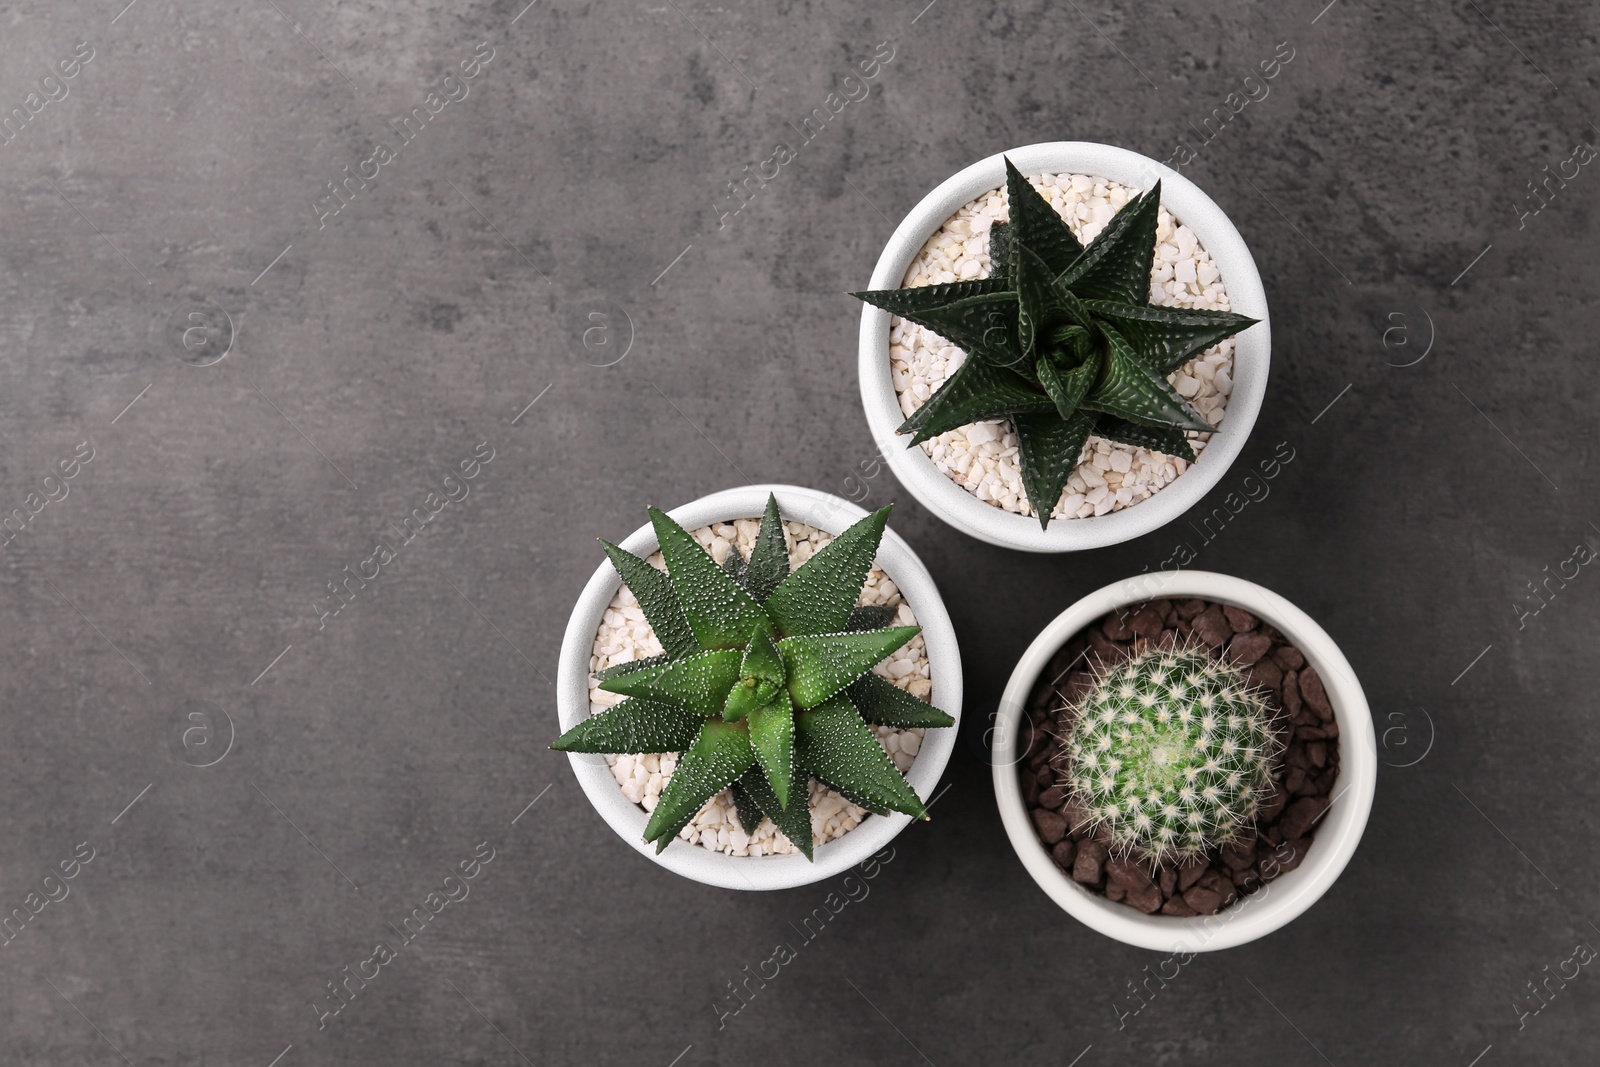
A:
0 0 1594 1064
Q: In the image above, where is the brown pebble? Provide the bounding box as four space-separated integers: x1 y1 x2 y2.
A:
1223 604 1258 632
1032 808 1068 844
1073 839 1107 884
1038 785 1067 810
1087 629 1124 664
1101 612 1134 641
1051 838 1077 871
1306 741 1327 769
1176 598 1207 619
1105 882 1126 902
1153 599 1177 624
1023 774 1040 806
1128 605 1165 640
1177 861 1208 891
1159 866 1177 897
1282 671 1302 717
1300 665 1334 721
1161 896 1198 917
1221 840 1256 872
1183 885 1223 914
1228 630 1273 666
1106 857 1154 891
1271 839 1309 875
1246 656 1283 694
1273 645 1305 671
1280 796 1330 840
1192 606 1230 649
1126 882 1165 914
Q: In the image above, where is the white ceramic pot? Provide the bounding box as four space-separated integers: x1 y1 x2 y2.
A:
991 571 1374 950
857 141 1271 553
557 484 963 891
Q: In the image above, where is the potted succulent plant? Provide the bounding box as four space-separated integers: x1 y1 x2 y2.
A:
855 142 1271 552
555 484 961 890
990 571 1375 950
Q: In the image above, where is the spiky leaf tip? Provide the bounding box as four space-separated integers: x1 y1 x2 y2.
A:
764 505 891 637
647 507 771 651
780 626 920 709
644 719 756 851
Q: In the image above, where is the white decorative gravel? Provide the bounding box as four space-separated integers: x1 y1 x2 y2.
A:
890 172 1236 521
586 519 931 857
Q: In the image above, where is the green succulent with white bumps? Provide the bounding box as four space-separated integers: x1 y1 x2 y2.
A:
1061 644 1282 864
553 495 953 858
853 158 1257 528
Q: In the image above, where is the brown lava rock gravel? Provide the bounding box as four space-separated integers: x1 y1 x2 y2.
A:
1018 597 1341 917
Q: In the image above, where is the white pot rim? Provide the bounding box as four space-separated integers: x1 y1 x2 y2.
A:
857 141 1272 553
557 484 963 891
990 570 1375 951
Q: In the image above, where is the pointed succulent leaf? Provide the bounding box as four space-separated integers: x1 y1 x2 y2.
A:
550 697 704 754
1014 243 1063 362
648 507 771 650
764 506 890 637
1086 300 1258 375
737 763 813 860
1015 409 1096 528
1059 182 1161 305
853 282 1022 367
644 719 756 850
593 653 670 683
1035 353 1097 422
898 358 1055 444
747 690 796 809
729 778 765 837
795 696 927 818
1081 326 1212 432
718 547 747 585
986 220 1013 282
1092 414 1197 461
846 673 956 728
846 604 899 632
599 648 742 720
1004 157 1085 274
599 540 698 660
780 626 920 709
741 494 790 603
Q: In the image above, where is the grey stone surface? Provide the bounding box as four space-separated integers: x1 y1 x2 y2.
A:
0 0 1595 1063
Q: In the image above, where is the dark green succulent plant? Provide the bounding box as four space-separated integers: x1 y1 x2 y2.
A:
854 158 1258 529
553 495 953 858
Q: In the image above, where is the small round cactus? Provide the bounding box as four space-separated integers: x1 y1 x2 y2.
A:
1059 643 1283 865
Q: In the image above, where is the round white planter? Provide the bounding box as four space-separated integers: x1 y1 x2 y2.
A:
857 141 1271 553
557 484 963 891
991 571 1374 950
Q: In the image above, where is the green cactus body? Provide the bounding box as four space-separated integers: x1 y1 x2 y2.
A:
1062 644 1282 865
